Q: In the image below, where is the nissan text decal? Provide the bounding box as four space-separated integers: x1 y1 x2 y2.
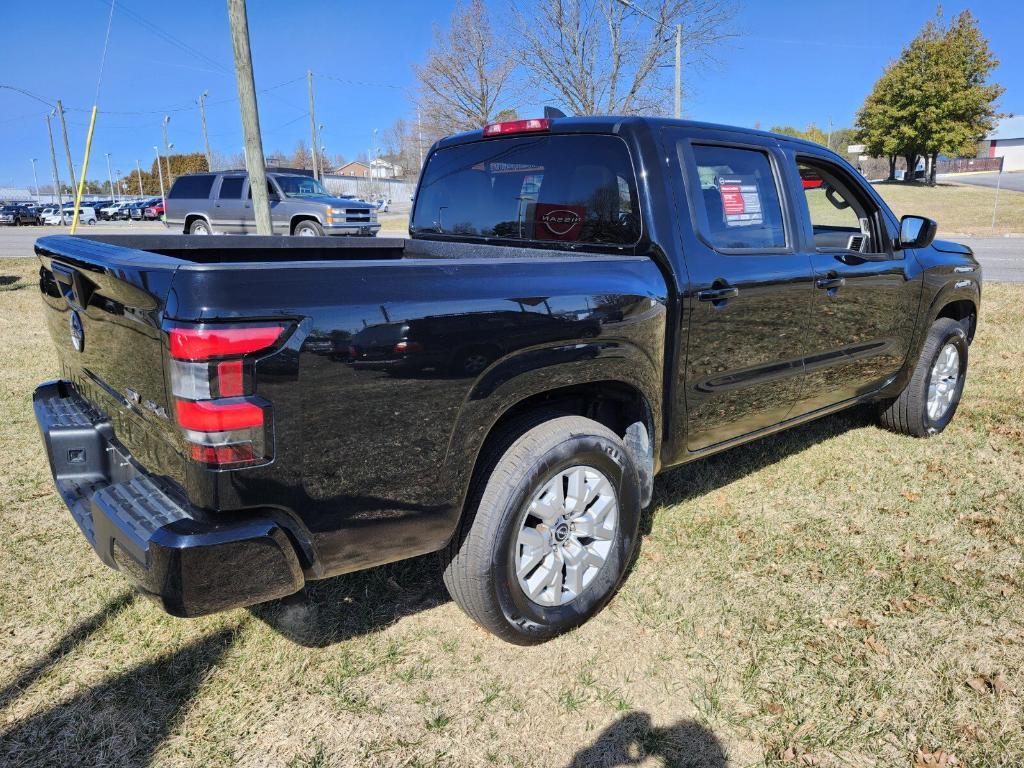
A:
533 203 585 241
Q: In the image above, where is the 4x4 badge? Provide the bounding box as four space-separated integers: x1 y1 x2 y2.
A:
69 311 84 352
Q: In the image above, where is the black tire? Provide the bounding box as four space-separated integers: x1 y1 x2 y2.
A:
453 346 497 376
188 218 211 235
293 220 324 237
443 415 642 644
878 317 968 437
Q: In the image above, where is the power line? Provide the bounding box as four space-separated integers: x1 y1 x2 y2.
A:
94 0 232 76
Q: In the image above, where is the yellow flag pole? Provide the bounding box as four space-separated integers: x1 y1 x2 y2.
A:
70 105 98 235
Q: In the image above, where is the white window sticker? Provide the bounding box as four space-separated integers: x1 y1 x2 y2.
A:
718 175 764 227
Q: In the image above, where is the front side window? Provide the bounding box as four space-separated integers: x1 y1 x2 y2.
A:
689 144 787 251
412 134 639 246
797 159 882 254
273 175 328 198
168 174 215 200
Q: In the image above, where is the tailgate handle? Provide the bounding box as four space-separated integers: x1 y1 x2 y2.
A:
50 263 94 310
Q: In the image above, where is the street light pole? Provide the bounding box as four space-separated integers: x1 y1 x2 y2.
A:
154 145 166 216
162 115 172 183
105 152 115 201
30 158 40 200
135 159 144 197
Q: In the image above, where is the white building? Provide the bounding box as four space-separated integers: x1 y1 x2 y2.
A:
979 116 1024 172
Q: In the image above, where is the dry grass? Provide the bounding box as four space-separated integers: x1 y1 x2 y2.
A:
870 181 1024 236
0 256 1021 767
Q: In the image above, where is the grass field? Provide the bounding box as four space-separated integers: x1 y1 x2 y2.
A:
0 256 1021 767
870 181 1024 236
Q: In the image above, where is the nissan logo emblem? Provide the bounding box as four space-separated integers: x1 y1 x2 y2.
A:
69 310 84 352
541 209 581 236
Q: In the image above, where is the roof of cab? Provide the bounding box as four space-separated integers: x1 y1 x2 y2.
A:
434 115 839 157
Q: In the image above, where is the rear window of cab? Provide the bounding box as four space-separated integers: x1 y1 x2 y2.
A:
411 134 640 247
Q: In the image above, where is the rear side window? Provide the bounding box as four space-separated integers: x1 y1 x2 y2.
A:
412 134 639 246
689 145 786 251
218 176 245 199
168 174 215 200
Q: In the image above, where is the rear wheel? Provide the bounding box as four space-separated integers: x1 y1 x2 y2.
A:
188 218 211 235
442 415 641 644
878 317 968 437
293 220 324 237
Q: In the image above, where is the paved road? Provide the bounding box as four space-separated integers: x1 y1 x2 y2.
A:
3 222 1021 281
938 171 1024 192
956 236 1024 283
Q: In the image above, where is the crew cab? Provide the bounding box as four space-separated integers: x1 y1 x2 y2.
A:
32 116 980 644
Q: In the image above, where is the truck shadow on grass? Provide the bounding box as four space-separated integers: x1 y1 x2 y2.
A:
565 711 727 768
254 407 874 648
250 552 449 648
0 597 238 767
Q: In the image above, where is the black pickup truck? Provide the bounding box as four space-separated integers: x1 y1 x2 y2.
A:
33 116 980 644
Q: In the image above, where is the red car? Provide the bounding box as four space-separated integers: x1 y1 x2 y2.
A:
800 168 824 189
144 200 165 220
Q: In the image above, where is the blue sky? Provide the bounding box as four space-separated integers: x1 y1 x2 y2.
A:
1 0 1021 189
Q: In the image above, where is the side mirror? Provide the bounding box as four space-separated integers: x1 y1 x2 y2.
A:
899 215 937 249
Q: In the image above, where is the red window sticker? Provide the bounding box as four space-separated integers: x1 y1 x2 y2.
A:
717 175 764 227
533 203 585 241
719 182 745 215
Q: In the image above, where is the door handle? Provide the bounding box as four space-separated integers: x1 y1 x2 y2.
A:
697 286 739 302
815 276 846 290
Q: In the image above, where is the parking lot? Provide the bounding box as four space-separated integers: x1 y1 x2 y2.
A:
0 210 411 259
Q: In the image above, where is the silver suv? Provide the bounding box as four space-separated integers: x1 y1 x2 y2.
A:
165 171 380 236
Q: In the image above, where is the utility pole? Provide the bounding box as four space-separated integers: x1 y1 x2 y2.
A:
154 146 166 213
104 152 115 201
56 100 78 192
228 0 273 235
674 24 681 119
199 90 213 169
826 116 833 151
307 69 319 180
162 115 173 183
417 107 424 170
30 158 40 200
135 159 144 197
45 112 64 209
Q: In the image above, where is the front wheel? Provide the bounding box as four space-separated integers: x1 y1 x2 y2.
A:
442 415 641 644
189 219 211 235
293 220 324 237
878 317 968 437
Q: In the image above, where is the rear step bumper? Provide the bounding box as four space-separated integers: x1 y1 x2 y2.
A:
33 380 304 617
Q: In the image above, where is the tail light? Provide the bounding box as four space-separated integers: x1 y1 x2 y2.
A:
166 321 290 468
393 340 423 355
483 118 549 137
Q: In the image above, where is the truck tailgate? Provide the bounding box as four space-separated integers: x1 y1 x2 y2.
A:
36 236 183 480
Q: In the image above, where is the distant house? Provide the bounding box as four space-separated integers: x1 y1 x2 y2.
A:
334 161 370 178
331 159 404 179
978 116 1024 172
370 158 403 179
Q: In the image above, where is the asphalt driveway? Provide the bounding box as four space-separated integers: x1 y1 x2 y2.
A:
939 171 1024 192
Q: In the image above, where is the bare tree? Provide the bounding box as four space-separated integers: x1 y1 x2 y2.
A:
513 0 734 116
414 0 517 135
